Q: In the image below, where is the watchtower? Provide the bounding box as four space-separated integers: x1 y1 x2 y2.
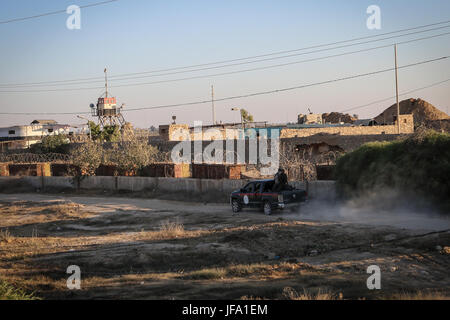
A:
90 68 125 127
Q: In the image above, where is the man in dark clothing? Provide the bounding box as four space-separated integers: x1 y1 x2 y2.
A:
279 169 288 188
273 169 281 192
273 168 288 191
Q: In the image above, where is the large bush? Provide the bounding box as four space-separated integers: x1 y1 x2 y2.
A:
70 137 165 176
105 139 160 174
30 134 70 154
70 140 103 175
335 130 450 211
88 121 120 142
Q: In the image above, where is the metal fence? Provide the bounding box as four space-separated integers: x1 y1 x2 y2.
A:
0 153 71 163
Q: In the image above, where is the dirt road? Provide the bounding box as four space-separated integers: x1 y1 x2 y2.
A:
0 193 448 299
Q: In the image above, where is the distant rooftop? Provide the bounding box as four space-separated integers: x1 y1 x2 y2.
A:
31 120 57 125
353 119 378 126
287 123 353 129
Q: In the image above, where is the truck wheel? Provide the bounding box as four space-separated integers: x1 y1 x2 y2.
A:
231 200 241 213
263 201 272 215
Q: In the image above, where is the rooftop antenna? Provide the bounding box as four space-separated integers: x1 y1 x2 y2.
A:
104 68 108 98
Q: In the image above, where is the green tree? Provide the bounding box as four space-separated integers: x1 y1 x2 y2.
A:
71 140 102 175
31 134 69 154
88 121 102 141
240 109 254 123
88 122 120 142
106 138 159 174
102 125 121 142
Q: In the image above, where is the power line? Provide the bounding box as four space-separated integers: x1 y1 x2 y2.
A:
117 42 450 91
124 57 448 112
1 19 450 87
109 19 450 78
92 25 450 82
1 56 447 115
3 25 450 89
339 78 450 113
0 0 120 25
2 32 449 93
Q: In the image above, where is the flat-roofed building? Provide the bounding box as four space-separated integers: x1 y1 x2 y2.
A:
0 120 75 150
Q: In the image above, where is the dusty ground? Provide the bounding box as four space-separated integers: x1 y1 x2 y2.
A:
0 193 449 300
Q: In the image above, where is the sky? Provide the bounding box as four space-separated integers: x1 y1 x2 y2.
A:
0 0 449 128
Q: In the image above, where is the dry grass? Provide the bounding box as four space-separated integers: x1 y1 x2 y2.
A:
158 220 186 238
1 197 448 300
240 295 267 300
0 229 12 242
181 262 315 281
282 287 339 300
227 264 271 277
184 268 227 280
241 287 340 300
385 290 450 300
0 279 38 300
0 201 91 228
31 227 39 238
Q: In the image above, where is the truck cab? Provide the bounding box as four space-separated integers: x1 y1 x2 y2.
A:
230 179 307 215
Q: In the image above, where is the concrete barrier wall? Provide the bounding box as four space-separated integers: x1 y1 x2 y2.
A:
117 176 158 192
0 176 43 189
43 176 76 189
0 176 336 200
79 176 117 191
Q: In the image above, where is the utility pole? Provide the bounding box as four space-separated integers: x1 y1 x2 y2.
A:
211 85 216 125
394 45 400 134
104 68 108 98
231 107 243 128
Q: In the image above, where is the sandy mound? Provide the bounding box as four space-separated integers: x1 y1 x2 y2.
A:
322 112 357 124
374 98 449 126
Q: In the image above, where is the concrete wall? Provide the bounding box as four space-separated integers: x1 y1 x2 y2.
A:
281 115 414 138
0 176 42 189
0 176 336 200
157 115 414 142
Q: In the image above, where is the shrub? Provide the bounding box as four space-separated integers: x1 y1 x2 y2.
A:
105 139 160 174
70 140 103 175
30 134 70 154
159 220 185 238
335 130 450 211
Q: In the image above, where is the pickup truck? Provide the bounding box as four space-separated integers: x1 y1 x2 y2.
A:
230 179 307 215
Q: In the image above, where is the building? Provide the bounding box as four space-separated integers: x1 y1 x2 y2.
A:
158 124 190 141
281 114 414 138
298 113 323 125
353 119 378 126
156 114 414 142
0 120 75 151
158 122 277 141
30 120 58 125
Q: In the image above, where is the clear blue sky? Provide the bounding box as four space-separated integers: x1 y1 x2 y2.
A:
0 0 449 128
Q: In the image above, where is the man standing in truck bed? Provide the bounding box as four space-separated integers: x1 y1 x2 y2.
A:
273 168 288 191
